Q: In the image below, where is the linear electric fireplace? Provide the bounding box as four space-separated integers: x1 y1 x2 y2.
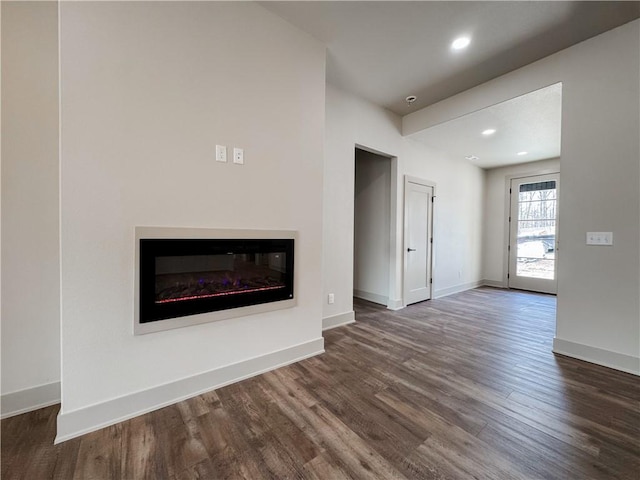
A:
135 227 296 335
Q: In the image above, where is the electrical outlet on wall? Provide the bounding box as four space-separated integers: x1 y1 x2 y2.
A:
233 147 244 164
328 293 335 304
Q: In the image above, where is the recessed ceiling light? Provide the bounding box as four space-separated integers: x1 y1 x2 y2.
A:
482 129 496 136
465 155 479 161
405 95 417 107
517 151 528 156
451 36 471 50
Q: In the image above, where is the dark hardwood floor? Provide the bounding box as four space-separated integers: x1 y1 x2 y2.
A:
2 287 639 479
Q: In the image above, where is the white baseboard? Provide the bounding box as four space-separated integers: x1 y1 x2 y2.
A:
553 338 639 376
386 298 404 310
482 279 506 288
56 337 324 443
1 381 61 419
353 289 388 306
322 311 355 331
434 280 483 299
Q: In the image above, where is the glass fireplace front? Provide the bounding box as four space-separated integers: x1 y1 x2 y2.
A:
139 238 294 323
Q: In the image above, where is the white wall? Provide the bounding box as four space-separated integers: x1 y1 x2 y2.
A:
354 150 391 304
405 20 640 374
323 85 403 325
57 2 325 440
401 138 485 298
483 158 561 286
323 84 485 326
1 1 61 415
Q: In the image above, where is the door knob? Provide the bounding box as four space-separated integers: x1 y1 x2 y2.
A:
407 248 416 252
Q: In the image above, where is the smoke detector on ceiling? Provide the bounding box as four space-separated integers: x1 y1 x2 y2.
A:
465 155 480 161
405 95 417 106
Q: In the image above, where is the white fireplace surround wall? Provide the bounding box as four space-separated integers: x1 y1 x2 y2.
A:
134 226 298 335
55 1 325 444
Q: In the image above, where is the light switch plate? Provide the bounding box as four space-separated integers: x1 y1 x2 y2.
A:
215 145 227 162
586 232 613 245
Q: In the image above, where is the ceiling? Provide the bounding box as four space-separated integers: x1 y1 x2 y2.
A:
260 1 638 169
411 83 562 169
261 1 639 115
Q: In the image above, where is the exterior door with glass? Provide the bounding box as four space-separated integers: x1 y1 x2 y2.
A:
508 173 559 294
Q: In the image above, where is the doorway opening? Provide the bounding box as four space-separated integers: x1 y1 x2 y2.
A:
353 148 393 306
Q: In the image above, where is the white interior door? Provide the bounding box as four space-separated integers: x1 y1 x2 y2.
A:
404 178 434 305
508 173 559 294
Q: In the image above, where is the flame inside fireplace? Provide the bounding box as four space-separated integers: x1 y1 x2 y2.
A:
155 284 286 304
154 260 287 305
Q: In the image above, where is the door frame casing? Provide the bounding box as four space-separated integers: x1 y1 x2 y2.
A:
503 170 560 291
403 175 436 307
501 168 560 288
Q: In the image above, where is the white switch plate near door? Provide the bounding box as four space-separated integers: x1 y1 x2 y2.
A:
586 232 613 245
